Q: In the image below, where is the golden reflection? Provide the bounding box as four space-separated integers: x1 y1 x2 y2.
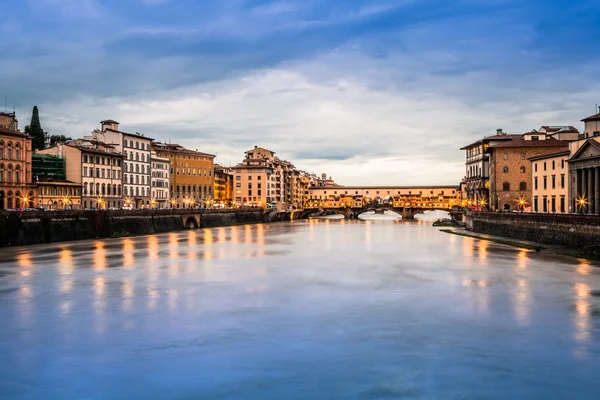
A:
576 260 591 276
217 227 226 243
58 247 75 294
94 276 105 297
17 253 32 268
573 282 591 342
231 225 239 243
516 249 528 270
204 229 213 244
122 277 134 312
148 236 159 260
122 238 135 268
19 284 33 298
365 221 372 250
514 278 529 323
256 224 265 257
478 240 488 263
93 241 107 271
188 230 198 260
245 224 252 245
147 287 160 309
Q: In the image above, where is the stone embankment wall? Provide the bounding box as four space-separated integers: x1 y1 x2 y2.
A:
0 209 300 248
466 211 600 250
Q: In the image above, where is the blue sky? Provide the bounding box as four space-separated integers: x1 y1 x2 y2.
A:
2 0 600 184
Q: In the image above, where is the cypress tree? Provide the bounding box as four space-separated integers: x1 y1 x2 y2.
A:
28 106 45 150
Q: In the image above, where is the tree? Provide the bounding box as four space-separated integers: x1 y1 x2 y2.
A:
26 106 45 150
49 134 72 145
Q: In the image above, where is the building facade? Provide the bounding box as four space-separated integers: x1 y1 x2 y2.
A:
231 146 303 209
0 116 36 210
153 143 215 208
92 120 152 208
151 151 170 208
529 150 570 213
37 181 82 209
214 164 233 206
567 112 600 214
40 140 124 209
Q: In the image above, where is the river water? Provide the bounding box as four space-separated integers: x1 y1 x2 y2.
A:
1 220 599 399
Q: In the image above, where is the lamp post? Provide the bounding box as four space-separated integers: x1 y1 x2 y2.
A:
577 197 587 214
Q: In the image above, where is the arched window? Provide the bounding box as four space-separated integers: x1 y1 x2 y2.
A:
113 184 117 196
130 140 133 148
7 142 12 160
135 142 139 149
83 183 88 194
519 182 527 191
96 183 100 194
136 153 139 161
83 154 88 163
503 166 509 173
502 182 510 191
520 166 525 173
118 185 122 195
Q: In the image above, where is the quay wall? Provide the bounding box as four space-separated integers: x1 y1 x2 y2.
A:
0 209 300 248
465 211 600 252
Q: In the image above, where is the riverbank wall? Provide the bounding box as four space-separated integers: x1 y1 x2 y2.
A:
465 211 600 255
0 209 301 247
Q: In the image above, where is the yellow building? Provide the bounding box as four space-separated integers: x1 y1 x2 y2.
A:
37 181 82 209
529 150 570 213
152 143 215 208
214 164 233 206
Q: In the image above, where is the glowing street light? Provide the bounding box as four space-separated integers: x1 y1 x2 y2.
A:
150 198 156 209
124 197 133 208
577 196 587 214
518 197 527 212
97 197 105 209
62 196 71 209
170 199 177 208
21 195 30 208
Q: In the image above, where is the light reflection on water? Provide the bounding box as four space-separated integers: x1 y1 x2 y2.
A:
1 220 600 399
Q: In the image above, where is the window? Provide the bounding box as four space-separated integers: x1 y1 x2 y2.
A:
236 183 241 188
519 182 526 191
503 166 509 173
560 174 565 188
551 196 556 213
543 176 547 189
521 153 526 160
534 196 538 212
552 161 555 170
502 182 510 191
543 196 547 212
561 159 565 169
534 177 538 190
520 166 525 173
560 196 565 213
543 162 547 171
551 175 556 189
236 176 241 180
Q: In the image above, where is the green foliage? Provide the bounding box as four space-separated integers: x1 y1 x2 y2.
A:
49 134 72 145
28 106 45 150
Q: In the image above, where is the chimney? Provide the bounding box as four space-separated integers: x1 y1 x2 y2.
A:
496 128 503 135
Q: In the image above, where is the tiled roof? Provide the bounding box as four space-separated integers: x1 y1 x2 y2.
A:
582 112 600 122
487 137 570 149
527 150 571 161
0 126 31 139
540 125 579 133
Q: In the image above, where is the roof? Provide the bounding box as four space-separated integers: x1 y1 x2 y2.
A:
543 126 579 133
65 143 125 157
459 134 513 150
100 119 120 125
0 126 31 139
568 139 600 161
36 180 80 186
245 146 275 155
104 128 154 141
486 136 570 150
527 150 571 161
152 143 215 158
582 112 600 122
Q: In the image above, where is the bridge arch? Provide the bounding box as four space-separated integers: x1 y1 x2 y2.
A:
184 216 199 229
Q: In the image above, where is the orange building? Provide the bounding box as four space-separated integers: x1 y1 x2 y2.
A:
0 112 36 210
152 143 215 207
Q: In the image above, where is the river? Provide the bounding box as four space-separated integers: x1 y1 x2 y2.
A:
1 220 599 399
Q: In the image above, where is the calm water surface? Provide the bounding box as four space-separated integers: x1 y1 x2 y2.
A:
1 220 600 399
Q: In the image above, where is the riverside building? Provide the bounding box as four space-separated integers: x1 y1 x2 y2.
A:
90 120 152 209
529 150 570 213
152 143 215 207
150 151 170 208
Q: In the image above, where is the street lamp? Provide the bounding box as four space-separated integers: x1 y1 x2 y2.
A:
577 196 587 214
150 198 156 209
21 195 30 209
96 196 105 209
124 197 133 208
62 196 71 210
518 197 527 212
170 199 177 208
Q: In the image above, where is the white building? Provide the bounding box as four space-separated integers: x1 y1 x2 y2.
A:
91 120 153 209
151 151 170 208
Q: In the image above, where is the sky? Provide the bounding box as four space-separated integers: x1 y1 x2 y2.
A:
2 0 600 185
